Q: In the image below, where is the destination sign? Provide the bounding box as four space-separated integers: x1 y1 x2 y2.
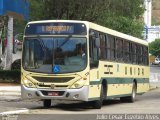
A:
43 25 73 32
25 23 87 35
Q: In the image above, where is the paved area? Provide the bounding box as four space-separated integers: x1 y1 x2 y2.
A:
0 65 159 120
0 86 20 96
0 87 159 114
0 78 159 116
150 65 160 82
0 87 160 120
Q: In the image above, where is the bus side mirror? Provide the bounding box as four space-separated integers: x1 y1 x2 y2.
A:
89 31 95 36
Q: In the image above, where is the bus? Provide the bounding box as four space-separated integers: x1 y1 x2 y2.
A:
21 20 149 109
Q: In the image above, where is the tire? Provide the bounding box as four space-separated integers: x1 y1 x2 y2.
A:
11 59 21 70
92 85 104 109
120 82 137 103
43 99 51 108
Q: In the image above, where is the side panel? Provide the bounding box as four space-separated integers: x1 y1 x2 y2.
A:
107 84 132 96
137 83 149 93
88 61 150 100
88 69 101 100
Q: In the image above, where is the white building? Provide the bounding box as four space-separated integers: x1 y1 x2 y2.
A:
143 0 160 42
147 26 160 42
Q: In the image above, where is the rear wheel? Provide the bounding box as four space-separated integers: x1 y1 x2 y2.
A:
43 99 51 108
120 82 137 103
92 85 104 109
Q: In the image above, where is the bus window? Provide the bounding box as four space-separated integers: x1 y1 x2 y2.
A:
89 30 99 68
100 34 106 59
143 46 148 65
137 45 142 64
131 43 136 64
140 46 143 64
123 41 130 63
116 38 123 61
110 36 115 61
106 34 111 60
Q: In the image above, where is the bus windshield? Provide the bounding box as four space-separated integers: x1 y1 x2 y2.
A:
22 37 87 74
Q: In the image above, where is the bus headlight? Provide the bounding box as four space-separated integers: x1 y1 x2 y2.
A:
23 79 36 88
71 79 86 88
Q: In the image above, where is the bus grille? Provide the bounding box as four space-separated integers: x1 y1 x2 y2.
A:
38 84 68 88
32 76 74 83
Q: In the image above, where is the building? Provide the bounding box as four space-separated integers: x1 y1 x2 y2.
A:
143 0 160 42
144 25 160 42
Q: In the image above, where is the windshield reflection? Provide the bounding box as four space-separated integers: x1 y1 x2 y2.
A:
22 37 87 73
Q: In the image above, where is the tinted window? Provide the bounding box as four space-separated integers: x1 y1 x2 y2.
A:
22 37 87 74
100 34 106 59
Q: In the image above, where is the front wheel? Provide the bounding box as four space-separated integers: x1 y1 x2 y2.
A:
43 99 51 108
120 82 137 103
92 85 104 109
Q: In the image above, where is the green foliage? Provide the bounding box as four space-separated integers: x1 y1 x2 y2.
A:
29 0 45 20
13 0 44 35
14 20 27 36
99 15 144 38
152 16 160 25
149 39 160 56
28 0 145 38
0 70 21 83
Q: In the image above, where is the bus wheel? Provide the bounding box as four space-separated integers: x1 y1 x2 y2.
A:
92 85 104 109
43 99 51 108
120 82 137 103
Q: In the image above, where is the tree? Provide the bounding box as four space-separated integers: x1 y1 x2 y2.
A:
29 0 45 20
96 0 144 38
149 39 160 57
28 0 145 38
13 0 44 35
14 20 27 35
0 16 8 69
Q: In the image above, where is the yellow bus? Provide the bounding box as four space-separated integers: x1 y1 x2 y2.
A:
21 20 149 109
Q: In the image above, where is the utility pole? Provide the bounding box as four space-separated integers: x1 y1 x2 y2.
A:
5 16 13 69
0 16 8 69
0 16 13 70
0 16 4 60
144 0 152 40
144 0 152 27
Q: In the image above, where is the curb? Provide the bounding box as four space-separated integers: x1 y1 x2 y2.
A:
0 86 21 96
149 85 159 91
0 91 21 96
0 86 20 92
0 109 29 115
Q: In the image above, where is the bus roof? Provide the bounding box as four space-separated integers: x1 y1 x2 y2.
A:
27 20 148 46
88 22 148 46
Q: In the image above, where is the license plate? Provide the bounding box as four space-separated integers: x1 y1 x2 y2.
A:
48 92 59 96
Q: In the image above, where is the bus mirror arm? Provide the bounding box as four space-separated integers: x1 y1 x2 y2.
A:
89 31 95 36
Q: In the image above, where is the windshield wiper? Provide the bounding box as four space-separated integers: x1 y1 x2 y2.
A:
36 35 47 52
59 35 72 47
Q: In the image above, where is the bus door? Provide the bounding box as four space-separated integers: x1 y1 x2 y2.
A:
89 30 101 98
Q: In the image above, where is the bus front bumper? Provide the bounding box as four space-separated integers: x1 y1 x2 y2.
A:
21 85 89 102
